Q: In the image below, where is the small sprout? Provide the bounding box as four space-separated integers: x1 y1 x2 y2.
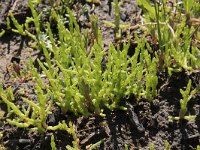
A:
124 144 129 150
90 15 101 44
197 145 200 150
103 0 130 39
0 132 3 140
179 79 196 119
51 135 56 150
30 0 41 5
86 139 104 150
150 143 155 150
86 0 101 4
0 30 5 37
168 79 200 121
6 17 11 30
164 140 170 150
9 13 26 35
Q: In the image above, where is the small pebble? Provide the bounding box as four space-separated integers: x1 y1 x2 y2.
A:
120 13 126 21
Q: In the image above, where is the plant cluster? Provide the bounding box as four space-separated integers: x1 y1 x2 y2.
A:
0 0 200 149
1 1 158 116
137 0 200 123
0 0 159 148
137 0 200 74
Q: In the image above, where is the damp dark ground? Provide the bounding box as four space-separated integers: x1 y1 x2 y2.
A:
0 0 200 149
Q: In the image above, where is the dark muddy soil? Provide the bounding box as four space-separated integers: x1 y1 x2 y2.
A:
0 0 200 150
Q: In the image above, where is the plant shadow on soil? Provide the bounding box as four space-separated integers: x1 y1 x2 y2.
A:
0 0 200 149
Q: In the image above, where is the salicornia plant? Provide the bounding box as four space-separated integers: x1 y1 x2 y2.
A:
0 1 158 135
0 1 161 148
8 0 41 42
0 63 79 134
33 8 158 116
49 121 80 150
137 0 200 74
0 80 51 133
104 0 130 39
179 79 199 119
168 79 200 121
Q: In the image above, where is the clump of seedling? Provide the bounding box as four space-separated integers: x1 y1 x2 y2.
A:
25 7 158 116
0 0 160 148
0 76 76 134
0 0 158 118
137 0 200 73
